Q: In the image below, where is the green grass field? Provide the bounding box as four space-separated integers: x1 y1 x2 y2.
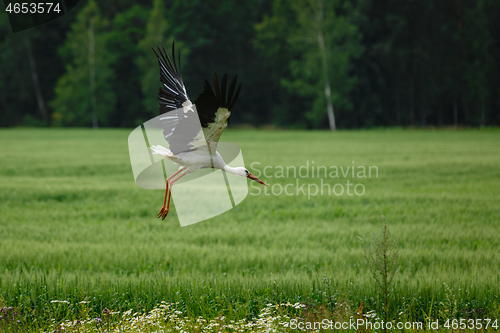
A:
0 128 499 331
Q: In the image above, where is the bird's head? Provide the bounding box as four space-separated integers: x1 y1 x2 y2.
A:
234 167 267 186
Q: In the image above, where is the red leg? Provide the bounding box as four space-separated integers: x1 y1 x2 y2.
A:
169 172 187 186
158 169 184 219
157 179 170 218
158 172 187 220
167 168 184 182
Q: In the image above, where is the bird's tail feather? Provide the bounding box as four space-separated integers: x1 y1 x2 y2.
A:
151 145 172 157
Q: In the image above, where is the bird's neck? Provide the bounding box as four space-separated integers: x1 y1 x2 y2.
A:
222 164 239 175
212 153 243 176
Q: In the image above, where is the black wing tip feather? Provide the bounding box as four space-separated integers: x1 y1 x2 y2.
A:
171 42 178 73
212 73 220 103
153 41 181 76
150 41 184 82
206 72 242 110
152 41 189 115
228 83 242 111
194 72 242 128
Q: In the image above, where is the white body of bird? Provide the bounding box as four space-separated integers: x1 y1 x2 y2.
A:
150 144 254 178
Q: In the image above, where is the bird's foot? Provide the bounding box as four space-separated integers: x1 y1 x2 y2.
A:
158 206 169 220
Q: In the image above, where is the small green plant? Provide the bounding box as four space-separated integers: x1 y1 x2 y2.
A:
439 283 457 321
363 216 399 331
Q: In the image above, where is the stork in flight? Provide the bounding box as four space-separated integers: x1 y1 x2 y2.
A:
149 42 267 220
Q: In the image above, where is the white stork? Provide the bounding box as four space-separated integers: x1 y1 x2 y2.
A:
149 42 267 220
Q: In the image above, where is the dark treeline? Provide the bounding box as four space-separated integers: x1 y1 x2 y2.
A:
0 0 498 129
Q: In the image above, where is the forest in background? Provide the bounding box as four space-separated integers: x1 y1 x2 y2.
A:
0 0 499 129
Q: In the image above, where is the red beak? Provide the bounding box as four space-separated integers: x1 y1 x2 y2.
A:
247 173 267 186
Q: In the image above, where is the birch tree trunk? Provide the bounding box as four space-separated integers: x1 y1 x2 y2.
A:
317 30 336 131
88 20 98 128
24 36 48 125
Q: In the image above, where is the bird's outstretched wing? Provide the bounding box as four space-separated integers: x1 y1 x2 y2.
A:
153 42 201 154
194 73 242 144
152 41 190 113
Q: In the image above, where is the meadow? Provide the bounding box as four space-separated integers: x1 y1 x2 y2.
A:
0 128 499 331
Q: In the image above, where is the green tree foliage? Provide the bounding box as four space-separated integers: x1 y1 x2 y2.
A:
0 12 30 126
51 0 116 127
136 0 173 118
351 0 500 128
256 0 362 129
254 0 308 128
1 0 500 128
167 0 271 125
285 0 362 129
108 5 148 127
0 10 62 127
463 0 495 127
